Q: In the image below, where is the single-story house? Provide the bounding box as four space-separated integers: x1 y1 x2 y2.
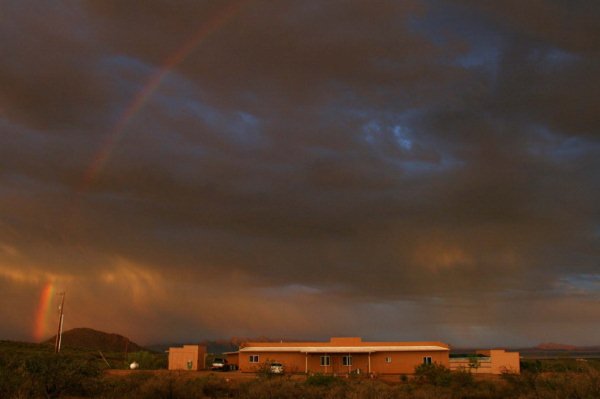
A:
233 337 450 374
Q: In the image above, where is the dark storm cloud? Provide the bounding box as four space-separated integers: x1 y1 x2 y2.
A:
0 2 112 129
0 0 598 345
454 0 600 55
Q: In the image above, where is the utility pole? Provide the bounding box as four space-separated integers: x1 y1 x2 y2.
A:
54 292 65 353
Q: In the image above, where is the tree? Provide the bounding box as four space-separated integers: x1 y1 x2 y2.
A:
468 355 481 373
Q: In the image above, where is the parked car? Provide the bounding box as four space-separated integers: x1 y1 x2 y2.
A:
211 358 229 371
270 362 284 374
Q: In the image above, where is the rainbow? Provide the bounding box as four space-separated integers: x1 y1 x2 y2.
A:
33 282 54 342
80 0 249 191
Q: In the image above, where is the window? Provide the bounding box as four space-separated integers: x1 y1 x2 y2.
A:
423 356 432 365
249 355 259 363
385 356 392 363
342 355 352 366
320 355 330 366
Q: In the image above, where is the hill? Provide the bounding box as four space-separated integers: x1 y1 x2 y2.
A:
533 342 587 351
45 327 145 353
535 342 579 351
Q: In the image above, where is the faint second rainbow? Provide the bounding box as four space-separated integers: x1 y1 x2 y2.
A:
80 0 250 191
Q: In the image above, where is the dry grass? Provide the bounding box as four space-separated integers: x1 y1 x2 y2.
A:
3 353 599 398
95 366 600 399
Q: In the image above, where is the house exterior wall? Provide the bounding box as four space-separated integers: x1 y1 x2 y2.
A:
239 351 306 373
449 349 520 374
449 357 492 374
225 352 239 367
168 345 206 371
369 351 449 374
479 349 520 374
237 337 450 375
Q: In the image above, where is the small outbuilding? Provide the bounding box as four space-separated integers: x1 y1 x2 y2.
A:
168 344 207 371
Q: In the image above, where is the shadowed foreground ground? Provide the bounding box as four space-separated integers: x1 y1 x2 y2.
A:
2 355 600 398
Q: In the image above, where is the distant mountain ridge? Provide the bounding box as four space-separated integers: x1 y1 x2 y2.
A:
534 342 579 351
44 327 145 353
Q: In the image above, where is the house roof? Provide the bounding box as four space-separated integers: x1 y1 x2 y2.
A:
239 345 449 353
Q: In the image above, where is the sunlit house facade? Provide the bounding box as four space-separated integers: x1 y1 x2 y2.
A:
234 337 450 374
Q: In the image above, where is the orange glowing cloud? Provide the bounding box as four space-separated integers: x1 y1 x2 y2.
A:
413 242 473 272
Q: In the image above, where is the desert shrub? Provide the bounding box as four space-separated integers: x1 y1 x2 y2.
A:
501 369 541 398
580 367 600 398
414 363 453 387
96 372 154 398
539 358 594 373
318 382 353 399
343 380 394 399
196 374 233 399
500 367 600 399
464 380 504 399
97 373 232 399
535 368 600 399
127 351 168 370
241 377 307 399
19 353 102 398
520 359 543 373
137 374 180 399
589 359 600 371
254 359 276 379
305 373 339 387
449 368 475 389
0 354 29 398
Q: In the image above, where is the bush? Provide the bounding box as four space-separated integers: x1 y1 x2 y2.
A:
501 366 600 399
127 351 168 370
449 368 475 388
0 354 28 398
98 372 155 398
241 378 305 399
414 363 453 387
254 359 276 379
305 373 339 387
20 353 102 398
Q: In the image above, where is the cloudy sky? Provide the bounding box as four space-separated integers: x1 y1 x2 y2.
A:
1 0 599 347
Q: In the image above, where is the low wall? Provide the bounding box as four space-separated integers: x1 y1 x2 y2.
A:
449 349 520 374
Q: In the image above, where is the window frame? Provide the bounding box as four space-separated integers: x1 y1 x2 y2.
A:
342 355 352 366
249 355 259 363
385 356 392 363
320 355 331 366
423 356 432 365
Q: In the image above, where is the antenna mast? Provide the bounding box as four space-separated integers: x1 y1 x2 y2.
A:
54 292 65 353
